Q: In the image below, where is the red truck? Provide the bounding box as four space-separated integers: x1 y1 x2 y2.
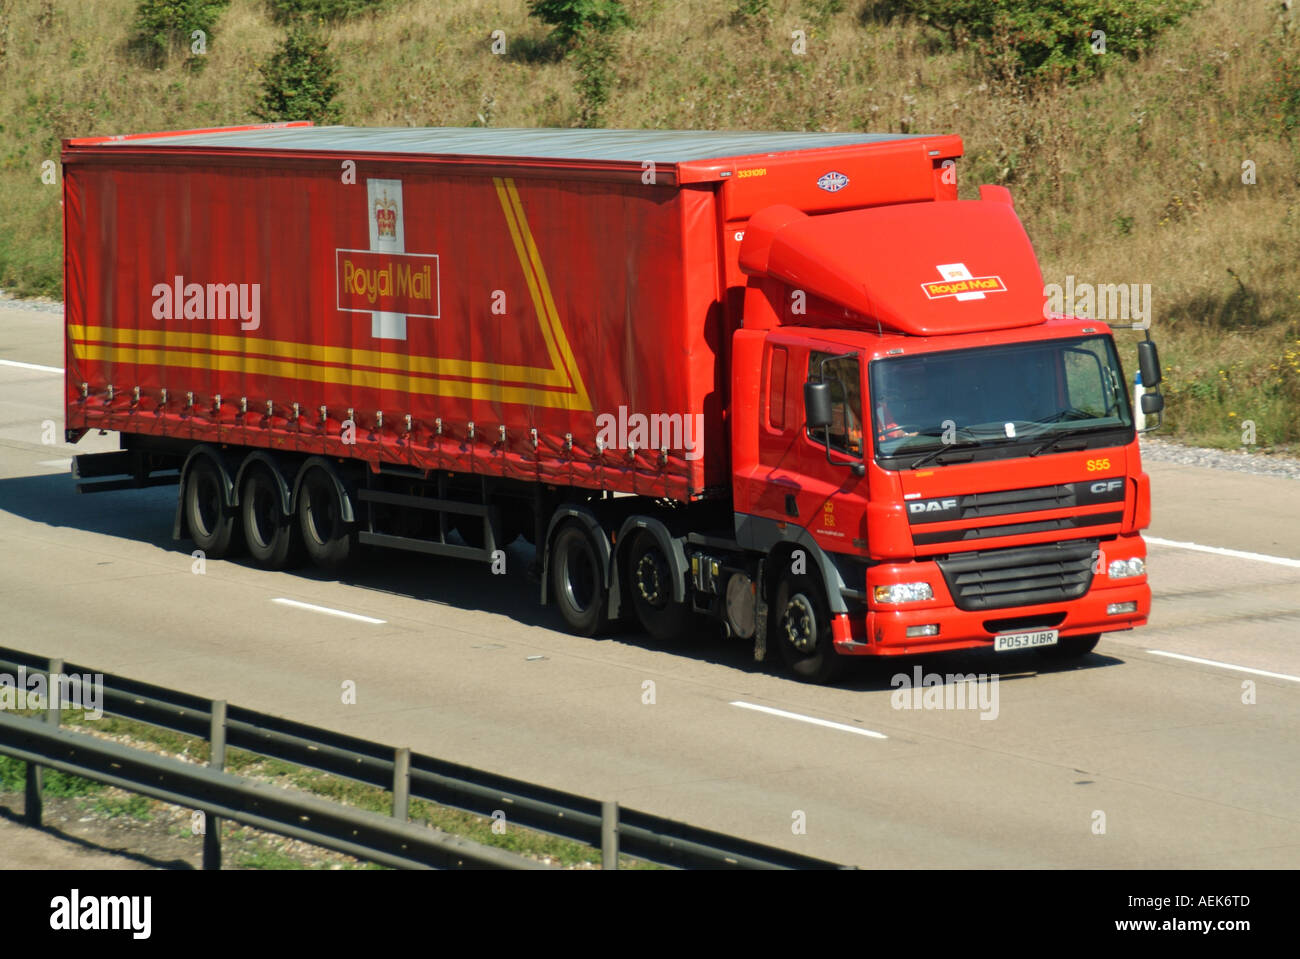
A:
62 123 1163 682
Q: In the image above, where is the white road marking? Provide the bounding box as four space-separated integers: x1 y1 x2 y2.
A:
1146 536 1300 569
1147 650 1300 683
0 358 63 374
731 701 888 739
271 597 386 624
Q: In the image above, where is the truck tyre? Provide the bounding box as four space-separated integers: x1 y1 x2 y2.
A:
185 456 242 559
550 521 610 636
1039 633 1100 660
241 467 302 570
772 574 845 684
628 532 692 642
297 467 356 571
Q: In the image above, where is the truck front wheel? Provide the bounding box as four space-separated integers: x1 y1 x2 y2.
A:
297 467 355 571
773 574 845 684
185 457 242 559
550 522 610 637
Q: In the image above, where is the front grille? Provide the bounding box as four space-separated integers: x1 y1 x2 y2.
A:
907 480 1127 545
941 483 1073 520
936 540 1097 612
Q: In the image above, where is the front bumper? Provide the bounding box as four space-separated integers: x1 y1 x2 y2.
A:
831 535 1150 656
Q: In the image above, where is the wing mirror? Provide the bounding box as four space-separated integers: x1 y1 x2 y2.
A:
804 381 832 430
1137 340 1162 389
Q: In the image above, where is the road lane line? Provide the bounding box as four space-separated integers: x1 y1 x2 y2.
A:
731 701 888 739
1145 536 1300 569
271 597 386 624
1147 650 1300 683
0 358 63 374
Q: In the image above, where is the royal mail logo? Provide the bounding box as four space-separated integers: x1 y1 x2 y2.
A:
921 262 1007 301
817 170 849 193
374 191 398 239
336 250 439 318
334 178 441 338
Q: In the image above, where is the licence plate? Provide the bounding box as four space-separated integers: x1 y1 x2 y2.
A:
994 629 1059 652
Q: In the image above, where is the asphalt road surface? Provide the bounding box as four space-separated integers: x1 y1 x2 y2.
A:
2 305 1298 868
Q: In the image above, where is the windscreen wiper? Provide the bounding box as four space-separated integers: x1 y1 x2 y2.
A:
909 444 978 470
1028 427 1104 457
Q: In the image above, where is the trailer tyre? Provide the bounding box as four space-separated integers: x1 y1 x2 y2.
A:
773 574 845 684
297 467 356 571
1038 633 1100 660
628 532 692 642
241 468 302 570
550 522 610 637
185 456 242 559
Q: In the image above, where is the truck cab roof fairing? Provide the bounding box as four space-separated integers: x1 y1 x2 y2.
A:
739 199 1047 336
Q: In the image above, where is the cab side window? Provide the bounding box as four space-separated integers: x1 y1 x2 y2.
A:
768 346 788 430
806 351 863 456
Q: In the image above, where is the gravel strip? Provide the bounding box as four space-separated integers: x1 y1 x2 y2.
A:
3 295 1296 480
1140 436 1300 481
0 292 64 314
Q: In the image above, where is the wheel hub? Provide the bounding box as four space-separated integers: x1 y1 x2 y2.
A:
784 595 817 653
636 554 665 606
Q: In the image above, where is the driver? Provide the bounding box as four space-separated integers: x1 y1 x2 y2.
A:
875 362 928 442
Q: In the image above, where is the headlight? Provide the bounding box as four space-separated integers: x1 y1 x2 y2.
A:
1107 558 1145 579
873 582 934 604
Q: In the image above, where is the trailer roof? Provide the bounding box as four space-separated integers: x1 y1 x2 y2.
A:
86 125 934 162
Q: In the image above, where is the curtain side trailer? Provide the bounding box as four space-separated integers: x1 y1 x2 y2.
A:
64 124 1162 682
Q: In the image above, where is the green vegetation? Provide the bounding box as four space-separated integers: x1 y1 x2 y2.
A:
252 25 342 122
527 0 630 45
0 0 1295 450
911 0 1203 85
93 793 154 821
266 0 389 24
0 753 109 797
129 0 231 65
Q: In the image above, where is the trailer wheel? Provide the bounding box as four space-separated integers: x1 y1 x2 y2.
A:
772 574 845 684
1038 633 1100 660
550 522 610 636
241 467 302 570
297 467 355 571
185 456 242 559
628 532 692 642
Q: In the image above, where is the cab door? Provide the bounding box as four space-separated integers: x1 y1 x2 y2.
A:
796 349 868 550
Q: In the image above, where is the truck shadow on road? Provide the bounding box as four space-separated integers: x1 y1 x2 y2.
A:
0 470 1126 689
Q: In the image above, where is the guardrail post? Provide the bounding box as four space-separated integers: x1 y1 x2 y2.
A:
601 800 619 870
203 700 226 870
393 747 410 823
47 658 63 728
24 657 62 827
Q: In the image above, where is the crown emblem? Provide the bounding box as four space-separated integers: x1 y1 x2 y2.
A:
374 192 398 239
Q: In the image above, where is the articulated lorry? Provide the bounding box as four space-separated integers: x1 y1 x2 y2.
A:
62 123 1163 682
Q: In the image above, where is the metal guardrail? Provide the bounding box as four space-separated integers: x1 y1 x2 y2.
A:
0 711 544 870
0 647 848 870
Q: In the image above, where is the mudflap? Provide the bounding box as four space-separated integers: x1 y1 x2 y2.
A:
753 558 768 662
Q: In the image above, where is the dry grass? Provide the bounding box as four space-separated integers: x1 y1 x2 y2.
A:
0 0 1295 447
